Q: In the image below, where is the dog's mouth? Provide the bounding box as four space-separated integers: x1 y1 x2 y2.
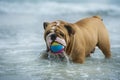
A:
45 33 69 61
46 33 66 53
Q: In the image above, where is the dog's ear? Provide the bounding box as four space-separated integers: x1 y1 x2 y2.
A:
64 24 75 36
43 22 49 30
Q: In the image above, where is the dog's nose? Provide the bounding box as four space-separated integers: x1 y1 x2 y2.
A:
51 34 57 41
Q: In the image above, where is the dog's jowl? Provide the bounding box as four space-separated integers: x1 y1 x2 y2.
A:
43 16 111 63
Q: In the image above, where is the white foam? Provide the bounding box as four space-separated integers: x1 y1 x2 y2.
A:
0 1 120 16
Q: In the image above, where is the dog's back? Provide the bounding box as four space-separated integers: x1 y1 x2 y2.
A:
74 16 111 58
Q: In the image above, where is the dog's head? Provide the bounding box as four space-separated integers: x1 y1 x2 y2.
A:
43 20 75 53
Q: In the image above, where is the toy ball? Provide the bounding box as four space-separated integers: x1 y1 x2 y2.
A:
50 42 64 54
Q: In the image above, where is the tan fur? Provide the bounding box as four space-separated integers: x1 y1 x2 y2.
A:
44 16 111 63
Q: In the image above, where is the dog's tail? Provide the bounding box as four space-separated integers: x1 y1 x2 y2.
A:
93 16 103 21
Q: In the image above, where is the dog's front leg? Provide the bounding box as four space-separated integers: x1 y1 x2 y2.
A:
72 50 85 64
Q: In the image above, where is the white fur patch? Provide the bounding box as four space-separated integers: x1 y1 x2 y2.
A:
50 30 54 33
55 37 66 46
52 26 56 30
56 21 60 26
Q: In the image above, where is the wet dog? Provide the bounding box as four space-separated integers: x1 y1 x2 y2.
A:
42 16 111 63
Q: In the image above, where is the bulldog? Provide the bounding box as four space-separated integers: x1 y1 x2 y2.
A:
42 16 111 63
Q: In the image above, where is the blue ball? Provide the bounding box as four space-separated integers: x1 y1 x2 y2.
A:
50 42 64 53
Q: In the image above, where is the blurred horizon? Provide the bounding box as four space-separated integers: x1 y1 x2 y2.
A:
0 0 120 80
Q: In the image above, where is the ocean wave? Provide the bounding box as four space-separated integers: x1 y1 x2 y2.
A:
0 1 120 16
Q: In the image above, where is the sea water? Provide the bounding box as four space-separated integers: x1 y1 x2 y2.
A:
0 0 120 80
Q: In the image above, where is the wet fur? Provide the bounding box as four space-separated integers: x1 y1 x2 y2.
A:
43 16 111 63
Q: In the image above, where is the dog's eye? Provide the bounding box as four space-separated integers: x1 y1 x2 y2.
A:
46 31 50 35
60 33 64 37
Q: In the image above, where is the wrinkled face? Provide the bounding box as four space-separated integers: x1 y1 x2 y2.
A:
43 21 75 52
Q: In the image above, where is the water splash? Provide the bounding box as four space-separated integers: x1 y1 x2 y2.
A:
63 51 70 65
47 51 70 65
